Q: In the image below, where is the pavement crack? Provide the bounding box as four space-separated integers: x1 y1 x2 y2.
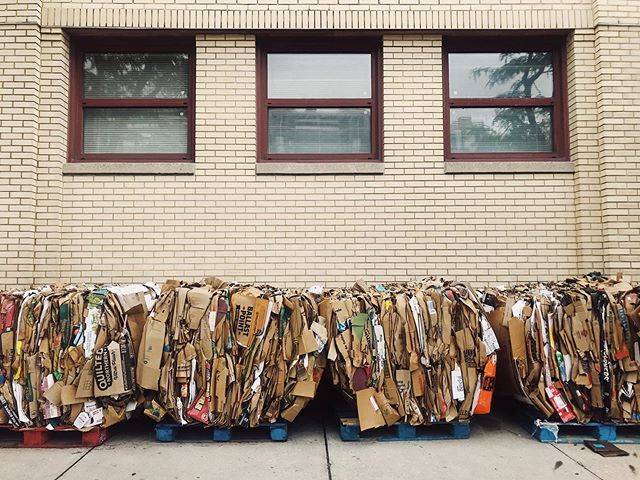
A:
53 446 96 480
550 444 606 480
321 415 333 480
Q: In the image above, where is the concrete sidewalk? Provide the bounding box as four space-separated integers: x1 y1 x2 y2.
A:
1 410 638 480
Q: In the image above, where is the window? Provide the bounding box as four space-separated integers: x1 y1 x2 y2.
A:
69 37 195 163
257 38 382 163
444 37 567 162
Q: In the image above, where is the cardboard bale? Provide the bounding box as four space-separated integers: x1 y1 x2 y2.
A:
0 283 159 430
481 273 640 424
326 279 499 431
142 281 328 427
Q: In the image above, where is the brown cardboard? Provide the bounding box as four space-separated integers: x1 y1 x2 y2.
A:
42 381 64 406
61 384 81 406
411 370 425 397
290 380 316 398
103 404 126 428
127 310 147 358
76 360 95 399
187 288 212 330
1 331 13 368
280 397 308 423
94 340 131 397
248 297 271 345
395 369 412 392
137 318 165 390
118 289 149 315
374 390 401 426
27 354 39 419
231 294 256 347
69 403 84 426
144 399 167 422
508 317 526 360
299 328 319 355
356 387 386 431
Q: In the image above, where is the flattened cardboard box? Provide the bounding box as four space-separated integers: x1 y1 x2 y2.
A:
137 319 165 390
94 340 134 397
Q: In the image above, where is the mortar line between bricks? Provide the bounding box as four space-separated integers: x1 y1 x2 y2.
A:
550 444 606 480
322 416 333 480
53 446 96 480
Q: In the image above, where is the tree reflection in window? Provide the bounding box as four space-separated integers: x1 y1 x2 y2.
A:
475 53 551 149
450 52 554 153
83 53 189 99
451 107 551 153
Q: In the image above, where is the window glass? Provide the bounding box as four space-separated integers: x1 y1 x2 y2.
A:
267 53 371 99
448 52 553 99
83 108 188 154
268 108 371 154
84 53 189 99
450 107 552 153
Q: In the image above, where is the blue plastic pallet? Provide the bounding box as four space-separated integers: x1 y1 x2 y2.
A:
515 407 640 444
338 414 470 442
155 422 288 443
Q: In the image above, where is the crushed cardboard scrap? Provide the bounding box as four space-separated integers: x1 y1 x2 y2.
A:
139 280 328 427
324 279 499 430
0 284 160 430
482 273 640 424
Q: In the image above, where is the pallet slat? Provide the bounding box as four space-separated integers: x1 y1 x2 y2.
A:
155 422 288 443
515 407 640 444
337 414 470 442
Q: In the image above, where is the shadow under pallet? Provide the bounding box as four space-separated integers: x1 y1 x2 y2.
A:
155 421 288 443
514 406 640 444
337 412 471 442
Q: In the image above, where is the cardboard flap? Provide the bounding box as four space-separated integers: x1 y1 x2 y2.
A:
61 384 82 406
290 380 316 398
75 360 95 399
136 319 165 390
231 294 257 347
42 381 64 406
356 387 386 431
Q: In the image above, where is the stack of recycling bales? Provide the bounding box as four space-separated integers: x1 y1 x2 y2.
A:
0 284 159 430
140 279 328 427
483 273 640 424
324 279 499 430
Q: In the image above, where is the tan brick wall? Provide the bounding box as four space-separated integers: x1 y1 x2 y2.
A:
33 27 69 283
593 0 640 26
0 2 42 25
47 34 579 287
567 29 605 273
594 24 640 276
40 1 594 30
0 0 637 287
46 0 593 5
0 0 42 286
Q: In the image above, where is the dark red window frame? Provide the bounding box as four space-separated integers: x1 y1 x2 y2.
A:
443 36 568 162
257 37 383 163
68 36 195 163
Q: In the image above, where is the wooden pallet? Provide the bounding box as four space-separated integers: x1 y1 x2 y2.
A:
155 422 288 443
0 425 109 448
514 406 640 444
337 413 470 442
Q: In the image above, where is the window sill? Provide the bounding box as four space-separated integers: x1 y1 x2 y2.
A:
444 161 574 174
256 162 384 175
63 162 195 175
